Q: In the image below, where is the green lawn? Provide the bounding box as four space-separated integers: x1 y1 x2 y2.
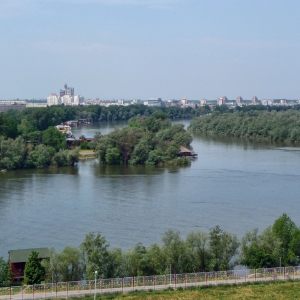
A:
53 281 300 300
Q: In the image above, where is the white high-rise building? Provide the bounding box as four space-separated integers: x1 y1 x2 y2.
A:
74 95 85 105
61 95 73 105
47 93 61 106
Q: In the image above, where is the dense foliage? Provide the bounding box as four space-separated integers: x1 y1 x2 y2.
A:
1 214 299 285
189 109 300 143
0 135 79 170
90 113 193 165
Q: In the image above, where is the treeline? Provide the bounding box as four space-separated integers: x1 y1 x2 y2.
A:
189 109 300 143
1 214 299 286
4 105 211 136
89 112 193 165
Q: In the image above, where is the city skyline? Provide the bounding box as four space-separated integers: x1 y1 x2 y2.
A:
1 0 300 100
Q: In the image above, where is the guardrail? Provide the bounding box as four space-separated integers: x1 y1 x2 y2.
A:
0 266 299 299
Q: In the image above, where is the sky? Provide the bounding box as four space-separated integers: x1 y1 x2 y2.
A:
0 0 300 100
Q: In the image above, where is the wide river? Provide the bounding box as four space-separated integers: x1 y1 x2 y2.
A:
0 120 299 257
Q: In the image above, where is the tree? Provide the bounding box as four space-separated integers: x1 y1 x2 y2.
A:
185 231 211 272
209 226 239 271
0 257 13 286
24 251 46 284
239 227 281 268
42 127 67 151
162 230 188 274
53 247 85 282
272 214 300 266
80 232 110 280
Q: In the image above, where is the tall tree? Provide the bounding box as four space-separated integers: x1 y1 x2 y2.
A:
24 251 46 285
80 232 110 280
209 226 239 271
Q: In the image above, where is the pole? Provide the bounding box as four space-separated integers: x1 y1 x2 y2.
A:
94 271 97 300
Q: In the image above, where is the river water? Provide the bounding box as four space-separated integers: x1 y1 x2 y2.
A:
0 120 299 257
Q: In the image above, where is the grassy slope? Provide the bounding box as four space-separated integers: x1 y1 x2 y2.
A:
59 281 300 300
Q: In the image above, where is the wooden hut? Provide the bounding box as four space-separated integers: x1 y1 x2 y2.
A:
178 146 198 157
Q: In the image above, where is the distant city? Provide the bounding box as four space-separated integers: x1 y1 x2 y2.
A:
0 83 300 113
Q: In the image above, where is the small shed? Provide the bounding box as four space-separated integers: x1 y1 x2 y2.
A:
8 248 50 282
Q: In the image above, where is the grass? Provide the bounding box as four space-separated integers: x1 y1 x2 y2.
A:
50 280 300 299
79 149 96 159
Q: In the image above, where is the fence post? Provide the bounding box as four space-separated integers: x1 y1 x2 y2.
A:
244 269 246 283
100 279 102 294
122 278 124 294
293 267 295 280
205 272 208 285
78 281 80 297
10 286 11 300
44 282 46 299
56 282 58 299
255 269 256 282
174 273 176 289
132 277 135 291
264 268 266 281
67 281 69 298
284 267 286 280
164 275 166 288
33 284 35 300
185 273 187 289
154 275 156 291
143 276 145 290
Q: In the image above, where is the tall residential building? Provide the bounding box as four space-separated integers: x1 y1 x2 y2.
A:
61 95 73 105
60 83 74 97
47 93 61 106
252 96 258 104
217 96 227 105
74 95 85 105
236 96 243 104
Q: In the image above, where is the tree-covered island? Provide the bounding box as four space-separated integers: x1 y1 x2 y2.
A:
0 106 196 170
189 108 300 143
90 112 193 165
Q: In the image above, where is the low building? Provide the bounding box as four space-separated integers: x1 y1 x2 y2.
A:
8 248 50 282
145 98 164 106
0 101 26 112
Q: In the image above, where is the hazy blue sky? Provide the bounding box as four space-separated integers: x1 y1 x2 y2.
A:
1 0 299 100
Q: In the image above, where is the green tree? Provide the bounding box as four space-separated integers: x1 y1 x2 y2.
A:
42 127 67 151
185 231 211 272
239 227 281 268
24 251 46 284
54 247 85 282
162 230 188 274
0 257 13 286
272 213 300 266
209 226 239 271
80 232 110 280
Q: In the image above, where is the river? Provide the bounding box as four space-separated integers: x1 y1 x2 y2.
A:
0 120 299 257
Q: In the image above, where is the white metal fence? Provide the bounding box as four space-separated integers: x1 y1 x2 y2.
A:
0 266 299 299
